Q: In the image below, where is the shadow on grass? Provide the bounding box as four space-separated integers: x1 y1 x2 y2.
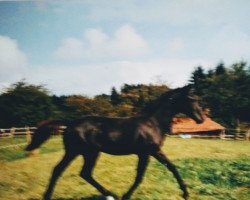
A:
28 195 107 200
56 195 106 200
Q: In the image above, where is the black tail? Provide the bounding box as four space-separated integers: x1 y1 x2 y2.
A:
25 119 66 151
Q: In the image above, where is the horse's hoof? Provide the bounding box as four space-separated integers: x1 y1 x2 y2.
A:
106 196 115 200
121 194 130 200
43 193 51 200
183 193 189 200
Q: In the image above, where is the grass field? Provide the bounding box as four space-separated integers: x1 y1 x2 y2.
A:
0 136 249 200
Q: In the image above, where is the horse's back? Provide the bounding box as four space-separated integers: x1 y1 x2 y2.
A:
63 115 163 155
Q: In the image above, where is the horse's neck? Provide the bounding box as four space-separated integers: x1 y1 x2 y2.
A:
150 107 175 134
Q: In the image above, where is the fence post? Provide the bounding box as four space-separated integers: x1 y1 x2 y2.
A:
219 130 225 139
235 127 240 140
235 119 240 140
25 126 31 143
245 129 250 141
10 127 15 137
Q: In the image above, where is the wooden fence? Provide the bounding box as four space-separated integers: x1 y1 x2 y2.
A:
0 126 64 150
0 127 36 142
171 132 250 140
170 128 250 141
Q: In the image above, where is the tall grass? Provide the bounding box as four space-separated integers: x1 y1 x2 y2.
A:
0 137 249 200
0 136 62 161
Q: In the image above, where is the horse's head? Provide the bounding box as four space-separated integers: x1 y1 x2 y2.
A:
171 85 205 124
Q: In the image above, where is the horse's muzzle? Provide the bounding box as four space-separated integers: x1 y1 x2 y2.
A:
193 113 205 124
196 118 204 124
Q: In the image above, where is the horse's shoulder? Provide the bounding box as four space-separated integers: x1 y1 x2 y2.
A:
136 119 163 146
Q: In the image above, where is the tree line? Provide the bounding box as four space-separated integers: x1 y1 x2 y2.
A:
190 61 250 128
0 61 249 128
0 81 168 128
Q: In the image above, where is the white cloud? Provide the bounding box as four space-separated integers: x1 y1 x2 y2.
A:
55 24 149 60
168 38 185 52
84 28 108 46
0 35 211 96
25 58 211 96
0 36 28 89
2 1 250 96
111 25 148 56
208 26 250 63
55 37 85 59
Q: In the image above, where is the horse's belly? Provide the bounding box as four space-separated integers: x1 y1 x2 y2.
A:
100 145 136 155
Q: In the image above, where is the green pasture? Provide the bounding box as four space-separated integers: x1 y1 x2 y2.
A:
0 137 249 200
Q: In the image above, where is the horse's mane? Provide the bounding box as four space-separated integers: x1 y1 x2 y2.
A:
141 87 184 115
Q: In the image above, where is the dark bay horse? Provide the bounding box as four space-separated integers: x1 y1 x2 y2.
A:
26 85 204 200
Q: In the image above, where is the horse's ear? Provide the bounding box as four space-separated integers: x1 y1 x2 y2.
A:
171 85 195 100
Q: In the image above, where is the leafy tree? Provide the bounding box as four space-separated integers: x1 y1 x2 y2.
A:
110 87 123 105
115 103 134 117
190 66 207 96
230 62 250 122
135 91 146 109
93 95 115 116
0 81 54 127
63 95 115 119
215 62 226 75
95 94 111 101
190 62 250 128
51 95 68 118
63 95 95 119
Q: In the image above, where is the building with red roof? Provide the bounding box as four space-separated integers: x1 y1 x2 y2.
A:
171 117 225 137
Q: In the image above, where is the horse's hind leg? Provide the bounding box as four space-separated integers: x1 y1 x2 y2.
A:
80 152 115 198
152 150 189 200
44 152 77 200
122 155 149 200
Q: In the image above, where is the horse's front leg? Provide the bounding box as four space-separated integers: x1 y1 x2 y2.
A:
122 154 149 200
152 150 189 200
44 152 77 200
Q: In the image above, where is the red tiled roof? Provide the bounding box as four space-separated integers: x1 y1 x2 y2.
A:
171 117 225 134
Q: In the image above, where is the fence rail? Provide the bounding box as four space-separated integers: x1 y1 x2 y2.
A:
174 134 249 140
0 127 36 137
0 126 65 137
0 126 64 150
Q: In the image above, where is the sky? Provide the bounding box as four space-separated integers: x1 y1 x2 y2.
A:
0 0 250 96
